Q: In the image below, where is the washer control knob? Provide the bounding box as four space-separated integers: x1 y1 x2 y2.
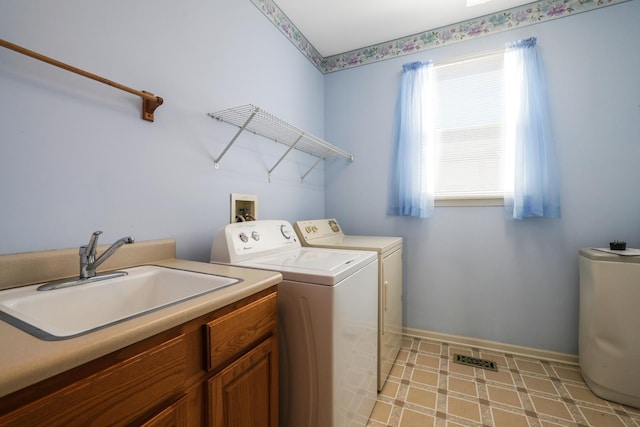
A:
280 225 292 239
312 225 318 232
305 226 312 233
251 231 260 241
239 232 249 243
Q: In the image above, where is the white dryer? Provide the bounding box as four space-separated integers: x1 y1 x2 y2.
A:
294 219 403 391
211 220 378 427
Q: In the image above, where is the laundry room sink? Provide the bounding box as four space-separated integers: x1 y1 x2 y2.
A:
0 265 241 339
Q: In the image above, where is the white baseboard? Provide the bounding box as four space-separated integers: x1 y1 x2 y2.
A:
403 327 578 365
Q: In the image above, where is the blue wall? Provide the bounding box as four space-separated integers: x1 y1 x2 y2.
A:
2 0 639 355
324 0 640 354
0 0 326 259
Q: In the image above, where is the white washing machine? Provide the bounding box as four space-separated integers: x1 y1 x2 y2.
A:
211 220 378 427
294 219 403 391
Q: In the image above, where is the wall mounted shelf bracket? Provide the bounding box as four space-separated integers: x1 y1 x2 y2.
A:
211 109 257 169
208 104 353 182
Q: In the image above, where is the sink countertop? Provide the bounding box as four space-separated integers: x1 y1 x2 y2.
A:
0 258 282 399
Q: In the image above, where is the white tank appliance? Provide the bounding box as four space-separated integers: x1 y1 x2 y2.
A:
579 248 640 409
294 219 403 391
211 220 378 427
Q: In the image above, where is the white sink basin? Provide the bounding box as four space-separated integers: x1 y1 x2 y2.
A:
0 265 241 340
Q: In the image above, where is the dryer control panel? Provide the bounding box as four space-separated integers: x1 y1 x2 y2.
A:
294 219 345 244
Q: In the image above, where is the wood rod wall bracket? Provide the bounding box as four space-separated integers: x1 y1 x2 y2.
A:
142 91 163 122
1 38 164 122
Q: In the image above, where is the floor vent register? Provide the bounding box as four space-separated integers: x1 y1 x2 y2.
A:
453 353 498 371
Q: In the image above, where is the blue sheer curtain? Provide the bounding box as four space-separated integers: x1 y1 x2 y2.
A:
388 60 435 218
503 37 561 219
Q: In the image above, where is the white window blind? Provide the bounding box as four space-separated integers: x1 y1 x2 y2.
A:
431 52 505 200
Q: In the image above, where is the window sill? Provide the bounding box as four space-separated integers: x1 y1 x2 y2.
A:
435 197 504 207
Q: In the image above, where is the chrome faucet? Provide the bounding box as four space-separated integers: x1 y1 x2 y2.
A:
36 231 135 291
79 231 135 279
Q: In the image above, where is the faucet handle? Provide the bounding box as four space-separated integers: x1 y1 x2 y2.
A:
85 230 103 255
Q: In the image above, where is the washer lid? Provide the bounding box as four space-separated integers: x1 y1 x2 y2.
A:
233 247 376 285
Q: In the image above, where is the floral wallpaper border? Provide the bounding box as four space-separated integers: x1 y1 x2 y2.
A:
249 0 631 73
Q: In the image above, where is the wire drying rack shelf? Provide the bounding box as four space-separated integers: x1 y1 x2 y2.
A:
208 104 353 182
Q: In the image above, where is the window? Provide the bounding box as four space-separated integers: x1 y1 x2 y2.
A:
388 37 560 219
428 52 506 205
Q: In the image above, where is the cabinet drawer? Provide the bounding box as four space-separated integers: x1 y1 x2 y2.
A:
1 334 187 427
205 292 277 372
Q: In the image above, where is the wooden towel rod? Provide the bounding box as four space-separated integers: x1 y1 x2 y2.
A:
0 38 163 122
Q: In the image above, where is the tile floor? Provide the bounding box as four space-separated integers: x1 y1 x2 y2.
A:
367 336 640 427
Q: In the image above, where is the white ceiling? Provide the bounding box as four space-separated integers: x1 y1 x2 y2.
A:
274 0 535 56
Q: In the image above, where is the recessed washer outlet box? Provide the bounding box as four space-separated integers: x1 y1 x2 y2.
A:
230 193 258 223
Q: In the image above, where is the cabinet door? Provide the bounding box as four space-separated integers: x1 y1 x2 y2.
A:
208 336 278 427
141 396 188 427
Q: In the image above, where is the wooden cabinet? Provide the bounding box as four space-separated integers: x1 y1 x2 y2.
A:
205 290 278 372
205 291 278 427
208 336 277 427
0 286 278 427
141 396 189 427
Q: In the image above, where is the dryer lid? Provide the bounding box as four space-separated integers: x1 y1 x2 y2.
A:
294 219 402 254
